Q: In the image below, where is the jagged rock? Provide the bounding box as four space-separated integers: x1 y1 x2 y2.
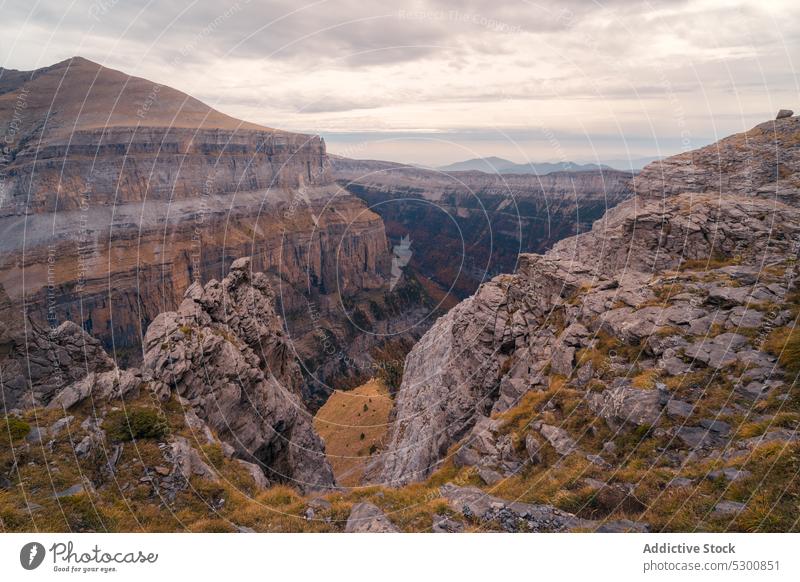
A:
0 315 114 410
344 503 398 533
550 345 575 376
525 433 543 464
439 483 590 532
588 380 667 428
454 416 523 478
169 437 218 482
776 109 793 119
142 258 334 493
377 118 800 483
535 423 578 456
432 514 464 533
683 333 750 369
666 399 694 419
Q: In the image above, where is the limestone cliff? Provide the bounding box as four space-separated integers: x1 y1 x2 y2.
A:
0 58 397 399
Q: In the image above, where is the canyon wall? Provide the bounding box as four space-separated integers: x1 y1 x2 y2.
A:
0 58 401 406
333 160 633 298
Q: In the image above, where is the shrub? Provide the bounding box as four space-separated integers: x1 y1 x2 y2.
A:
104 408 168 442
3 416 30 441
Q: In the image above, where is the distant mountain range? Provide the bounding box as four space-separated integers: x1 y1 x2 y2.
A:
438 155 659 174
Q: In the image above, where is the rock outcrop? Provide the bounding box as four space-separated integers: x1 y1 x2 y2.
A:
142 257 335 491
0 292 114 410
5 258 335 494
379 115 800 486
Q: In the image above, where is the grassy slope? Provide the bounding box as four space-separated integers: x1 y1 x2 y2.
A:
314 379 393 487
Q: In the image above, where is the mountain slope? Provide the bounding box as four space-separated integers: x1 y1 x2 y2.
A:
377 115 800 534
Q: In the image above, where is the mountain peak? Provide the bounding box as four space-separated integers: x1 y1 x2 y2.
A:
0 56 280 139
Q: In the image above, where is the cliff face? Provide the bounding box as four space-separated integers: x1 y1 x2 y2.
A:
0 58 398 398
1 257 335 493
333 160 633 298
379 116 800 486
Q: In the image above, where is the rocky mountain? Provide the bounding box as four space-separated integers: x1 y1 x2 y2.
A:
2 116 798 533
333 158 634 299
0 57 428 406
2 258 334 496
374 115 800 530
438 157 610 175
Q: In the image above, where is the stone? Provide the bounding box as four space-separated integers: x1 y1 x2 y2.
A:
707 468 750 482
235 459 269 489
587 380 666 428
344 503 398 533
169 437 218 481
667 477 694 488
478 467 504 486
48 416 74 438
439 483 591 532
699 419 731 436
538 424 578 456
53 483 86 498
666 399 694 419
525 433 543 464
712 500 746 517
776 109 793 119
431 514 464 533
550 345 576 376
675 426 720 449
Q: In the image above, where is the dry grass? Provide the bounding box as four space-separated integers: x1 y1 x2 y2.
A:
313 378 393 486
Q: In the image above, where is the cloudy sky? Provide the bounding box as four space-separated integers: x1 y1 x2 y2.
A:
1 0 798 166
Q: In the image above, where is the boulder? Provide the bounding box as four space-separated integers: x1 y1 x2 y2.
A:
344 503 398 533
588 380 666 428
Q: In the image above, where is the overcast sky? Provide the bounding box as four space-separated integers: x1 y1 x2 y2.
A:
1 0 798 166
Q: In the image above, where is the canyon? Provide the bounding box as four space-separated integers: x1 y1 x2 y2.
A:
333 158 633 299
0 57 628 409
2 57 797 534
